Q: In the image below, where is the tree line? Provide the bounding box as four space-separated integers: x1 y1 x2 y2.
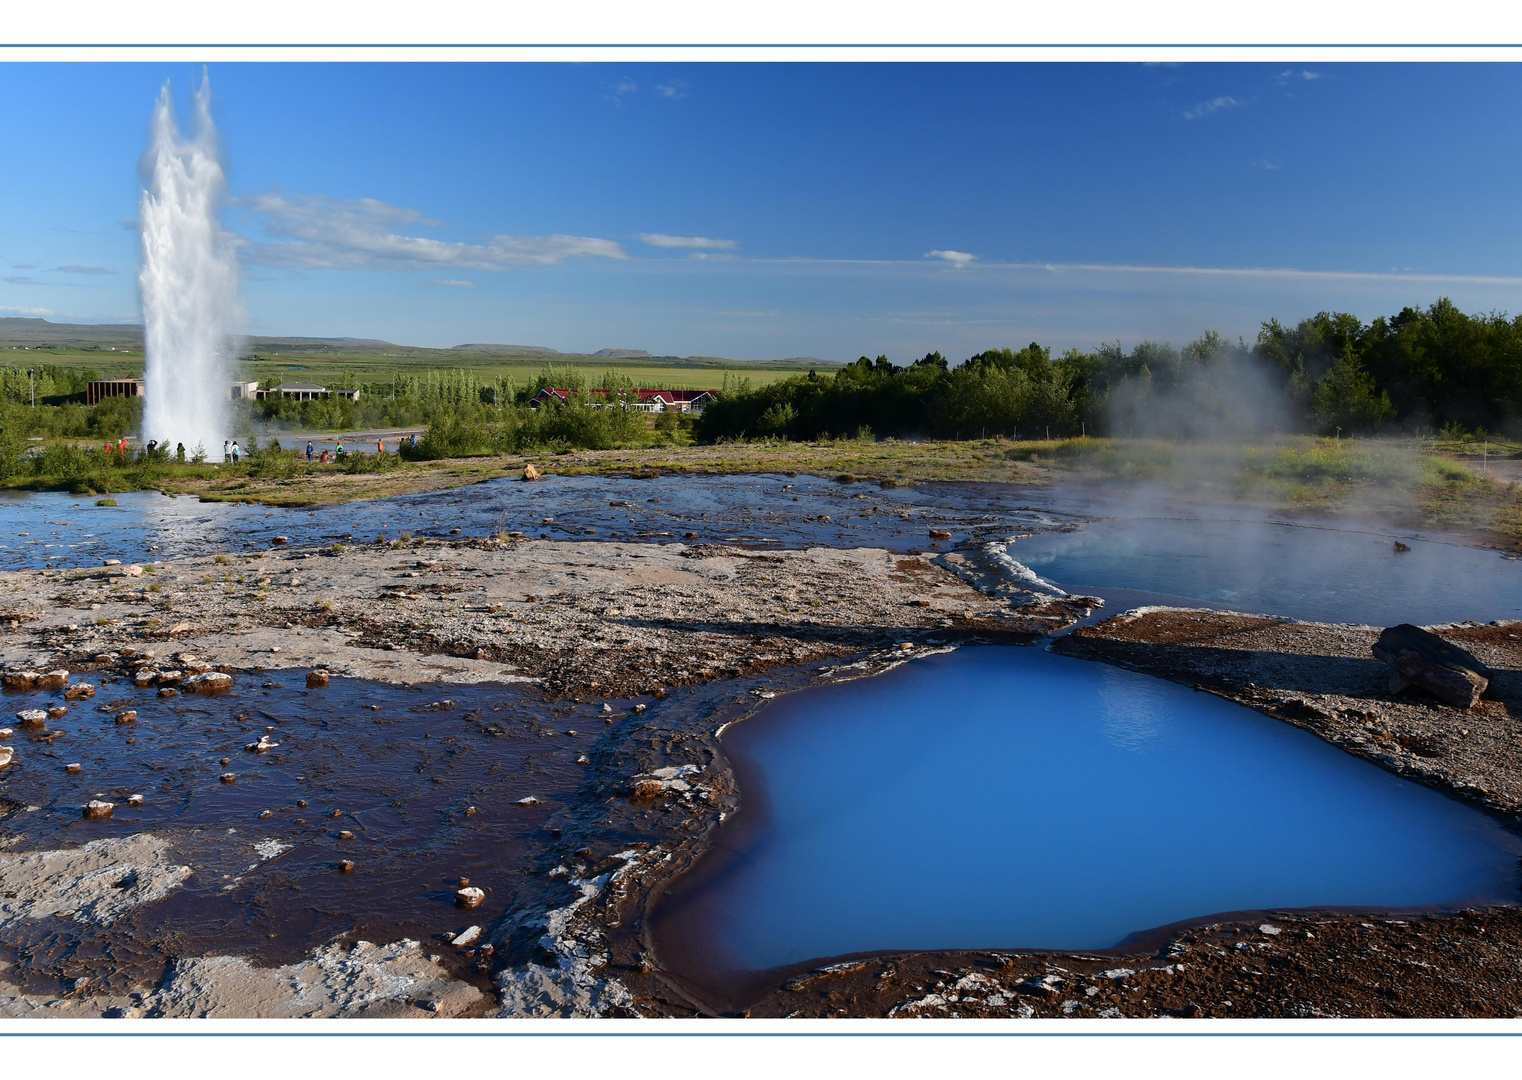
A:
696 299 1522 443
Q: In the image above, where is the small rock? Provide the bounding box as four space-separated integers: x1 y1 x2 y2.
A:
157 687 178 697
183 672 233 694
115 709 138 725
1259 924 1282 936
64 683 96 701
453 925 482 947
602 703 613 713
522 463 541 481
127 793 144 807
337 859 355 874
220 772 236 783
258 809 273 819
3 671 41 691
65 762 82 774
456 886 485 909
928 529 953 540
0 746 12 770
46 705 67 719
630 779 666 800
307 670 330 689
633 703 646 713
1393 541 1412 553
83 799 113 820
16 708 49 727
125 564 144 577
576 754 590 765
339 830 354 840
273 536 288 545
514 796 540 806
103 559 121 566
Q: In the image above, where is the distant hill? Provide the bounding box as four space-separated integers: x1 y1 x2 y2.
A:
0 318 842 367
451 343 562 356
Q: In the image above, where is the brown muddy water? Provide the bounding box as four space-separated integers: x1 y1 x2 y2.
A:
0 670 616 998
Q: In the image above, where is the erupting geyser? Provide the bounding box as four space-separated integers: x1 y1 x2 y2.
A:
139 74 240 458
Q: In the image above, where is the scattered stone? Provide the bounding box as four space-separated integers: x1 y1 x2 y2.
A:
64 682 96 701
259 810 273 819
0 746 12 770
125 564 144 577
632 703 646 713
102 559 121 566
46 706 68 718
83 800 113 820
158 687 178 697
246 735 280 753
3 671 41 691
337 860 355 874
220 772 236 784
65 762 81 774
630 779 666 800
522 463 541 481
455 887 485 910
453 925 482 947
273 536 288 545
114 710 138 725
1260 924 1282 935
307 670 330 689
127 794 144 807
513 796 540 806
928 529 953 540
16 709 48 727
221 757 231 766
1393 541 1412 553
339 830 355 840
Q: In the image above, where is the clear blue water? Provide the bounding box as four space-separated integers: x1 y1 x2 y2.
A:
656 647 1522 973
1014 512 1522 626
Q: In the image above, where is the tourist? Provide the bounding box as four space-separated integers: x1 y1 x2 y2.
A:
231 440 241 464
223 439 230 462
335 439 345 457
306 440 314 462
377 438 384 454
117 436 128 456
176 442 185 462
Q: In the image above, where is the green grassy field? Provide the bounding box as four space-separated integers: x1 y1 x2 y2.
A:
4 345 818 392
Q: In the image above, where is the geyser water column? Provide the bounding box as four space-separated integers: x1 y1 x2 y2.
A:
138 75 240 458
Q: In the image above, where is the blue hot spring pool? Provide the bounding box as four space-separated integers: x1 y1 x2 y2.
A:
652 647 1522 976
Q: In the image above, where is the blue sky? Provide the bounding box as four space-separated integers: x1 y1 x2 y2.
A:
3 61 1522 360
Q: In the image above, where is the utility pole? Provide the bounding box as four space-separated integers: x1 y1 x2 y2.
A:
27 368 34 408
391 374 395 401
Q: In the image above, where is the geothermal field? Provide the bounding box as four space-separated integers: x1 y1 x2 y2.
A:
4 469 1522 1018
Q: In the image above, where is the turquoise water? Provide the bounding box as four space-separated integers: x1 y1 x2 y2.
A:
655 647 1522 974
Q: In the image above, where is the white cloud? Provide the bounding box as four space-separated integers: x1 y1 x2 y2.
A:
0 305 53 316
609 78 638 104
433 279 477 288
57 264 115 275
238 194 628 271
640 233 737 250
1280 69 1321 82
1252 159 1283 171
1183 96 1242 120
654 80 688 99
925 250 978 269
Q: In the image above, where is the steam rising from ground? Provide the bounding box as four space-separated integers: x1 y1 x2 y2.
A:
139 75 240 456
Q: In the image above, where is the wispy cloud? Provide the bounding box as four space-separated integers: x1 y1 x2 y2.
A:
10 263 35 270
1184 96 1242 120
714 309 779 317
654 79 688 99
1279 69 1321 83
925 249 978 269
608 77 639 105
56 264 115 275
238 194 628 271
1251 159 1283 171
4 275 40 285
432 279 477 288
640 233 737 250
0 305 53 316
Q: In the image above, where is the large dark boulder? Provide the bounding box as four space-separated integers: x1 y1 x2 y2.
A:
1372 624 1491 709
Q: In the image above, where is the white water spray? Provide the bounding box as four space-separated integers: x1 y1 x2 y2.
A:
139 75 240 458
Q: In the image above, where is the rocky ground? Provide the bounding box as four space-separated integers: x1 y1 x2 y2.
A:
5 532 1522 1020
0 537 1083 700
